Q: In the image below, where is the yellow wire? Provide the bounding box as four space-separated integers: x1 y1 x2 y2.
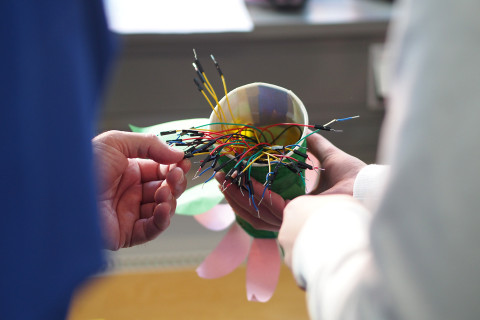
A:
221 75 235 123
193 151 213 156
202 72 217 100
239 150 286 174
201 90 221 122
202 72 227 126
240 152 264 174
263 152 282 162
267 154 271 174
201 81 216 100
253 129 261 144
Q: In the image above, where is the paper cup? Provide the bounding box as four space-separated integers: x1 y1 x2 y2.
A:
208 82 308 165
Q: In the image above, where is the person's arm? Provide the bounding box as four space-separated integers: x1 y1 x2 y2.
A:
281 196 386 320
282 0 480 319
369 0 480 318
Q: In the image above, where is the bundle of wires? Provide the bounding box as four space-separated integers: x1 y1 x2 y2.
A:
158 50 358 218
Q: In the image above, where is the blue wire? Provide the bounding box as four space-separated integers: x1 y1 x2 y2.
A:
251 194 259 211
204 171 216 183
336 116 356 122
198 166 212 177
265 172 273 181
261 184 268 199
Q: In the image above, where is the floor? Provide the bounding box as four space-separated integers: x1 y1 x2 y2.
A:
68 265 310 320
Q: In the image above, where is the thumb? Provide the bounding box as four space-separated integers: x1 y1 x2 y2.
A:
94 130 184 164
305 130 339 164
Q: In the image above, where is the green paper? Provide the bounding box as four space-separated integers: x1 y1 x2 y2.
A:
130 119 307 236
217 140 307 239
130 119 224 216
175 180 224 216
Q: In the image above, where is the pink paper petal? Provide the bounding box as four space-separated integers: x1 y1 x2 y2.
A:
246 238 281 302
196 223 251 279
194 204 235 231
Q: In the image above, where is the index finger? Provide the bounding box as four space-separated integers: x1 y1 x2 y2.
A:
94 131 184 164
135 158 191 182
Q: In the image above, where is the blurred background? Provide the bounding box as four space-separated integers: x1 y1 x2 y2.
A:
69 0 392 319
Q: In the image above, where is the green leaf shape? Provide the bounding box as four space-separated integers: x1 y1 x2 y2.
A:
217 140 307 238
130 118 224 216
175 180 224 216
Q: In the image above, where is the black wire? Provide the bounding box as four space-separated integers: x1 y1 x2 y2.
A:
270 125 303 145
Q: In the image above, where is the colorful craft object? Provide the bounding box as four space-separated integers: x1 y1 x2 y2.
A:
130 51 357 302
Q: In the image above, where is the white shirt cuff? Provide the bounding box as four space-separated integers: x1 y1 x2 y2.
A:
353 164 390 203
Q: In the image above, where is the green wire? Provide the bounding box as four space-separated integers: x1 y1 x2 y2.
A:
295 128 321 145
300 171 306 187
246 150 264 180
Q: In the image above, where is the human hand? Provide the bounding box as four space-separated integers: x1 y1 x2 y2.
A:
215 131 365 231
279 194 355 268
93 131 191 250
307 131 366 196
215 172 287 232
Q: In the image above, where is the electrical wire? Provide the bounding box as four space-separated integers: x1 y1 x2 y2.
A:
164 50 362 209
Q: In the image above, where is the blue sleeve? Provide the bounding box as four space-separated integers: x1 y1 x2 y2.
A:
0 1 117 319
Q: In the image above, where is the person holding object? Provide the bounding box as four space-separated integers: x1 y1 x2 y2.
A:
218 0 480 319
93 131 191 251
215 131 369 231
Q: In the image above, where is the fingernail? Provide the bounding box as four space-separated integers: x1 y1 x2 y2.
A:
177 171 185 184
